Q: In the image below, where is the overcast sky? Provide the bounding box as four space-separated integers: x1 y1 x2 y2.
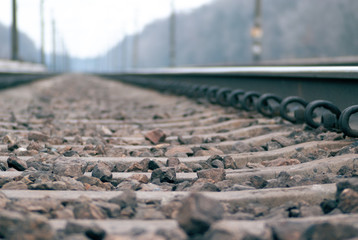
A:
0 0 213 58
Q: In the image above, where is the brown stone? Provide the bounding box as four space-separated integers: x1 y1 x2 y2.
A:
51 208 75 219
127 162 145 172
144 129 166 145
129 174 149 183
73 202 106 219
28 131 49 142
223 156 236 169
127 158 150 172
197 168 226 182
2 134 16 145
27 141 42 151
60 176 85 191
188 181 220 192
165 146 193 157
262 158 300 167
77 176 104 187
175 163 192 173
338 188 358 213
53 159 84 178
2 181 28 190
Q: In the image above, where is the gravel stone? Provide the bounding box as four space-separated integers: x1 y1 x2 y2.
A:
109 190 137 209
28 181 67 190
27 141 42 151
0 192 10 208
156 228 187 240
320 199 338 214
61 176 86 190
28 131 49 142
151 167 177 183
175 163 192 173
249 175 268 189
165 146 193 157
197 168 226 182
223 156 236 169
176 193 224 236
127 158 150 172
53 159 85 178
2 134 16 144
148 159 165 170
303 222 358 240
73 202 106 219
94 201 122 218
135 208 166 220
336 178 358 198
166 157 180 167
77 176 104 187
2 181 28 190
206 155 224 168
0 161 8 171
188 181 220 192
271 135 294 147
116 179 141 191
190 163 203 172
232 141 251 153
64 221 106 240
211 159 224 168
265 141 282 151
0 210 54 240
228 184 256 191
145 129 166 145
187 136 203 144
129 174 149 184
337 188 358 213
160 200 183 219
7 155 27 171
262 158 300 167
127 162 145 172
92 162 113 182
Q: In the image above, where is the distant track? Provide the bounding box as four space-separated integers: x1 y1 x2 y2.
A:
0 71 54 89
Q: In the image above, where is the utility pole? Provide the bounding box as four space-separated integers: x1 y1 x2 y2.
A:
52 17 56 71
132 8 139 69
40 0 45 65
251 0 263 63
61 38 65 72
121 36 127 72
11 0 19 61
169 0 176 67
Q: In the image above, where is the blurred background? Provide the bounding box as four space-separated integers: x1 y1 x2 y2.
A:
0 0 358 72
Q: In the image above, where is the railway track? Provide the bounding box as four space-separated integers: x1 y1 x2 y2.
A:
0 72 357 239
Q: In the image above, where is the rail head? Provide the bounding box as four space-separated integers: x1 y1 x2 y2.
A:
103 66 358 80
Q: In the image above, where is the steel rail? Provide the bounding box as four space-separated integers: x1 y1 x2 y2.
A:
0 72 54 89
99 66 358 137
